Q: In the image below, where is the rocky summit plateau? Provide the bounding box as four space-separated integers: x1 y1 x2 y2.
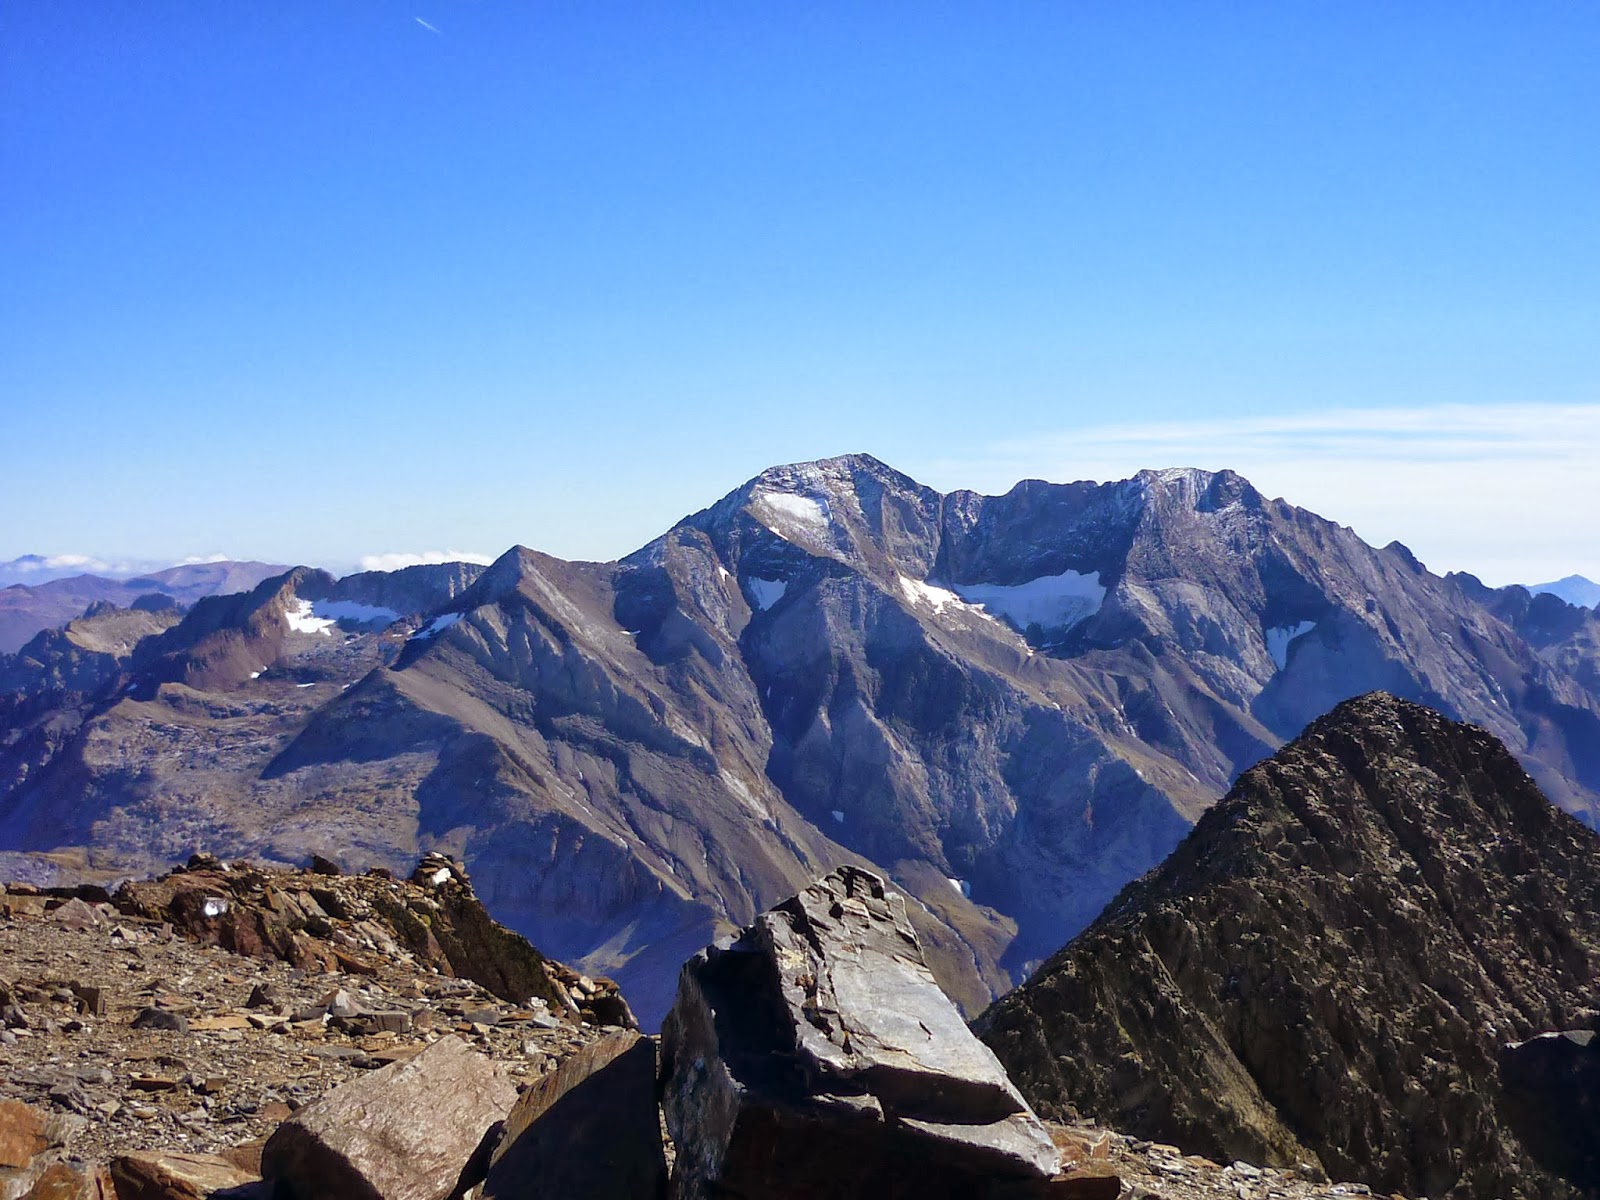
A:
0 848 1464 1200
3 455 1600 1031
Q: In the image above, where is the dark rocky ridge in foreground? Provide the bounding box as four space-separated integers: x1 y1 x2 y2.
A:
978 692 1600 1199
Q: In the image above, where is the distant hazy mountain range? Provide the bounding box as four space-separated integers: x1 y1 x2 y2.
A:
1529 574 1600 609
0 560 289 653
2 455 1599 1028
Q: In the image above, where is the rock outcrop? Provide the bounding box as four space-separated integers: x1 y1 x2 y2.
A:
978 692 1600 1199
659 866 1103 1199
108 853 633 1024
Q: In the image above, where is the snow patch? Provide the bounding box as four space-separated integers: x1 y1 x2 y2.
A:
412 612 464 640
311 599 400 627
1265 621 1316 670
948 877 971 899
201 897 229 918
897 576 968 615
284 598 336 636
752 490 829 543
248 671 262 680
295 682 316 689
949 570 1106 633
746 577 788 610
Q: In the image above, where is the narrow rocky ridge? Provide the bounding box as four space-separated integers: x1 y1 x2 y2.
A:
978 691 1600 1199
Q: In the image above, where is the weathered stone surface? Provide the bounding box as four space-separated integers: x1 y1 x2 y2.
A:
0 1101 77 1200
660 866 1070 1199
980 694 1600 1200
261 1035 517 1200
108 1152 259 1200
18 1162 114 1200
0 1101 50 1172
481 1030 665 1199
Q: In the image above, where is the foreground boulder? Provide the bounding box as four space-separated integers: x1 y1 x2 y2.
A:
481 1030 666 1199
660 866 1101 1199
108 1152 258 1200
261 1035 517 1200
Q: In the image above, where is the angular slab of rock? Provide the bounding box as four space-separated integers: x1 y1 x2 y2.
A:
660 866 1067 1199
0 1100 78 1200
261 1035 517 1200
481 1030 665 1199
108 1152 258 1200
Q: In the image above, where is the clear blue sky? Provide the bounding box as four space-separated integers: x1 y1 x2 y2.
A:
3 3 1597 582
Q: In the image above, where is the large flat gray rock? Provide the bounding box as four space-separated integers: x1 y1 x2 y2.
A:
660 866 1064 1199
261 1036 516 1200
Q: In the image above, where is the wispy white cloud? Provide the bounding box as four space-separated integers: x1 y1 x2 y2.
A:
358 550 495 573
414 16 442 34
917 403 1600 587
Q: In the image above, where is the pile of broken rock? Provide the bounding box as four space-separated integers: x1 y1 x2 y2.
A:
1 863 1421 1200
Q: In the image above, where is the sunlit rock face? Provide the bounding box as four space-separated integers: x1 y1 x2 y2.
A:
2 455 1599 1027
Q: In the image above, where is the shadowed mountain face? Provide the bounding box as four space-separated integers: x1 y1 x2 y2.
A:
977 693 1600 1200
2 456 1599 1026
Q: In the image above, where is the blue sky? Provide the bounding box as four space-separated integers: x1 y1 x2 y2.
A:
3 3 1597 583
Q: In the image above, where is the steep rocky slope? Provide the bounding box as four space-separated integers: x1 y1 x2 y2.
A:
977 692 1600 1199
4 457 1600 1028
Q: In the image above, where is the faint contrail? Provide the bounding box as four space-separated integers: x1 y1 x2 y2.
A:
415 16 442 34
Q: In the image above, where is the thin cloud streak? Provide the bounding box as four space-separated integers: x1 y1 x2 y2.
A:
414 17 442 35
917 403 1600 588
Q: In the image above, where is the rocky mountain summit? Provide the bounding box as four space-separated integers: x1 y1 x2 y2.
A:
977 692 1600 1199
4 458 1600 1028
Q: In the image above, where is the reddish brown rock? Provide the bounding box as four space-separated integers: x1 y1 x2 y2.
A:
0 1100 77 1200
19 1162 114 1200
261 1035 517 1200
0 1101 50 1171
109 1151 259 1200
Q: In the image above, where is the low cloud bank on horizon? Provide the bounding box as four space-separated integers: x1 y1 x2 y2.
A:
922 402 1600 588
356 550 496 573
